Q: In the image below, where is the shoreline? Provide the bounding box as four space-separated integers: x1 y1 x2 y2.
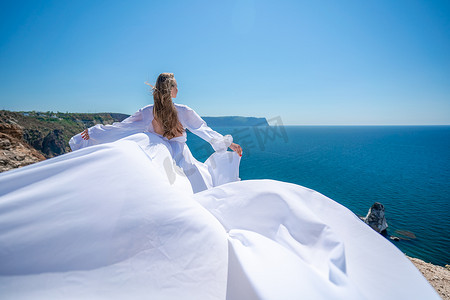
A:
408 256 450 299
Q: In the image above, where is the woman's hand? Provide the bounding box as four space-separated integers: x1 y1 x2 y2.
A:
229 142 243 157
81 129 90 140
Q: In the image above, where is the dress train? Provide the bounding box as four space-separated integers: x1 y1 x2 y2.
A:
0 132 439 299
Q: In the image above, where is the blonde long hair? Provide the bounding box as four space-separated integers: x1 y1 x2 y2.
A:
150 73 184 139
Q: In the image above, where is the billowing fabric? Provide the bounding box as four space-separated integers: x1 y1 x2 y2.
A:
69 103 237 193
0 112 439 299
0 139 228 300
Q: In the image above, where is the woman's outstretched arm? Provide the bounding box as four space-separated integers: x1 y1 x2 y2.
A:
69 106 151 151
178 105 243 156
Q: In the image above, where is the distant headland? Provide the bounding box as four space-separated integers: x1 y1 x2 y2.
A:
202 116 268 127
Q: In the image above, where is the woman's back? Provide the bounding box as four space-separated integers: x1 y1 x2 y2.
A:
152 117 184 139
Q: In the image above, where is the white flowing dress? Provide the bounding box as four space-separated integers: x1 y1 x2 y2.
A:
69 103 240 193
0 105 439 299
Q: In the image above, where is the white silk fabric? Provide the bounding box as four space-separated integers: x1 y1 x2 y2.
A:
0 109 440 299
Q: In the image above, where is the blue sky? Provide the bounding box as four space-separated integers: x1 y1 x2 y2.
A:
0 0 449 125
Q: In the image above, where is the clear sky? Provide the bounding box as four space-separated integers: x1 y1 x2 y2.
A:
0 0 449 125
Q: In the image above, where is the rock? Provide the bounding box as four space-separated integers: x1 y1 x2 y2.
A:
0 137 11 149
0 131 46 173
363 202 388 234
23 129 45 151
42 129 66 157
390 236 400 241
22 129 67 158
0 122 23 140
395 230 416 239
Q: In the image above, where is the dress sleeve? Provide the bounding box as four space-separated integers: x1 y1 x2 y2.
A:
179 105 233 152
69 107 151 151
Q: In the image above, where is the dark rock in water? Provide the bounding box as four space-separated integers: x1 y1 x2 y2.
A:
395 230 416 239
390 236 400 242
363 202 388 234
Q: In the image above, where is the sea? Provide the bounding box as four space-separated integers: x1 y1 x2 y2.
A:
186 125 450 267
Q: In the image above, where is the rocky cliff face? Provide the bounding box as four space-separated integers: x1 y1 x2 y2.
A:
0 123 46 172
0 110 129 173
23 128 66 157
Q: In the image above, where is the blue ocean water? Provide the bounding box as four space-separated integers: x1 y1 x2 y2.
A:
187 125 450 267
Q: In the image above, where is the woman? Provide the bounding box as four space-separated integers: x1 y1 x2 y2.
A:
70 73 243 193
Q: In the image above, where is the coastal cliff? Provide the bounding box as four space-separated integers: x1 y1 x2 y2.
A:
0 110 128 172
0 122 46 172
